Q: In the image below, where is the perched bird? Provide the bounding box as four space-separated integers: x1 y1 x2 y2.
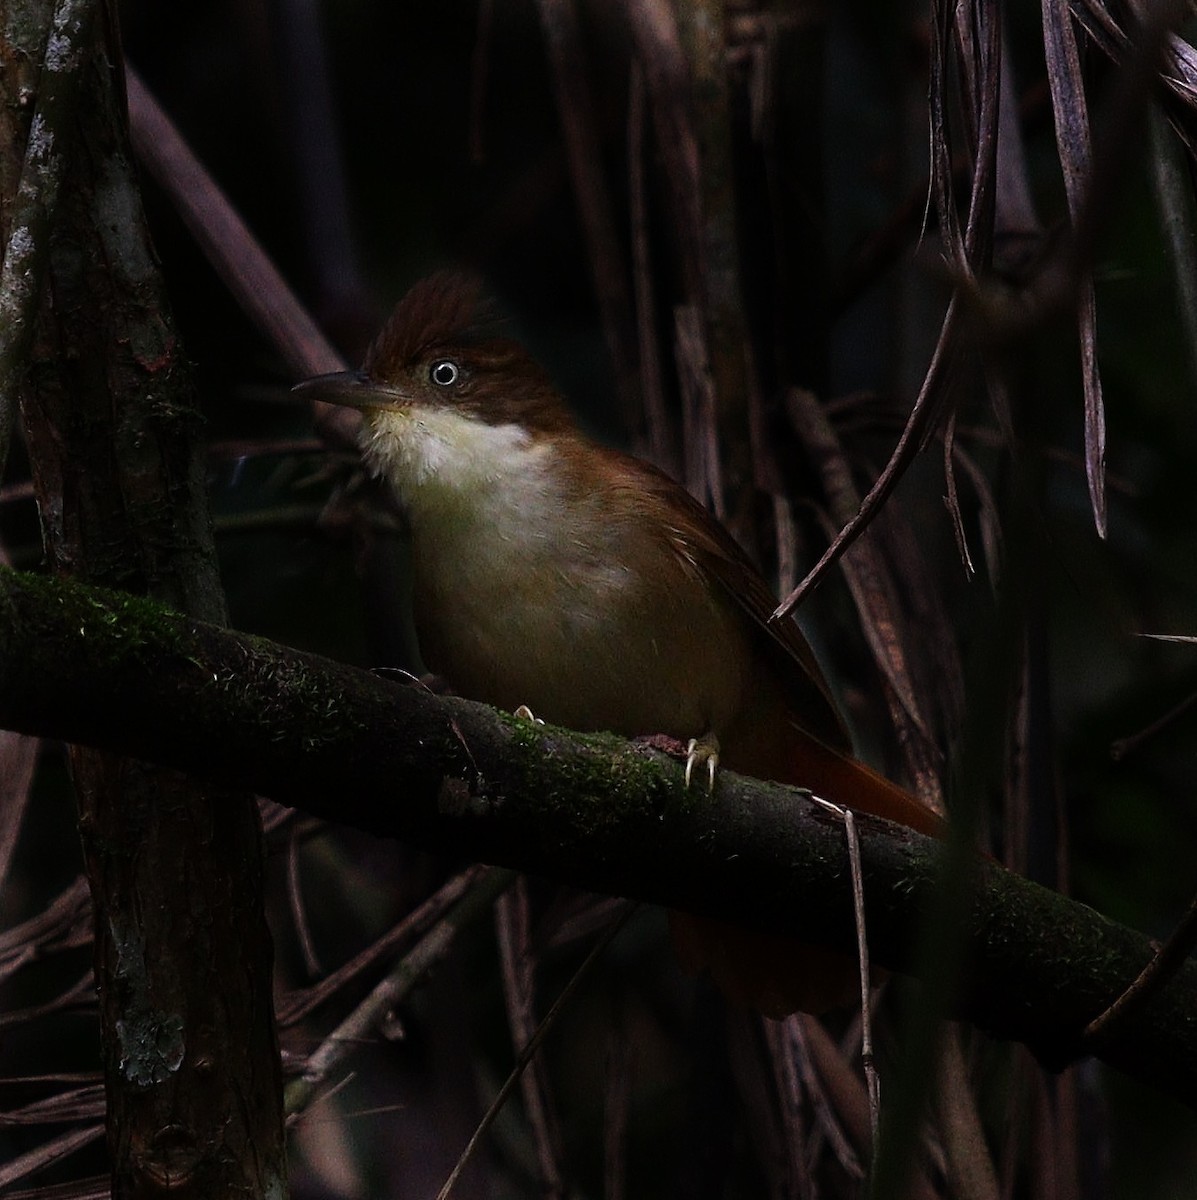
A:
297 272 941 1015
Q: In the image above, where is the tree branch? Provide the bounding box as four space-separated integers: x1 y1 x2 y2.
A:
1 565 1196 1109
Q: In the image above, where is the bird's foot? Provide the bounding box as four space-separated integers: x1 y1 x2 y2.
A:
685 734 720 794
629 732 720 792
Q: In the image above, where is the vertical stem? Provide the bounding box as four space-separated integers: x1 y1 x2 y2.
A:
533 0 641 437
1148 102 1197 394
4 1 287 1194
675 0 754 529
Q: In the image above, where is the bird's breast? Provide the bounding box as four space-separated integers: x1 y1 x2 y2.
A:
406 481 754 741
364 409 763 741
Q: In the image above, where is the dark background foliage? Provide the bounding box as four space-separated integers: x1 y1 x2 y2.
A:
3 0 1197 1196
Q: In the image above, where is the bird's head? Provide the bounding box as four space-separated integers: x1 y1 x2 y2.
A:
294 272 574 440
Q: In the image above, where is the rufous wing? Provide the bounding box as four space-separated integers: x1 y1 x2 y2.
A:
599 450 944 1014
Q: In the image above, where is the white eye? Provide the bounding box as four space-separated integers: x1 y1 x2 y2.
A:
429 359 459 387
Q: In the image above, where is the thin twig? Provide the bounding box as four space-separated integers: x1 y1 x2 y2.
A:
0 722 38 895
1147 101 1197 390
540 894 629 951
787 1016 866 1181
612 0 701 295
674 303 725 516
968 0 1191 358
935 1027 1000 1200
284 867 517 1115
1109 686 1197 761
0 971 93 1030
0 878 92 984
945 430 1004 586
603 1007 633 1200
277 866 487 1026
674 0 756 514
207 436 324 460
0 1081 104 1125
779 0 1002 618
773 305 963 619
495 882 566 1198
0 1072 100 1086
270 0 367 322
533 0 640 437
1071 0 1195 102
0 480 35 505
437 903 637 1200
1083 886 1197 1043
122 67 358 449
212 504 326 536
124 65 343 379
1042 0 1107 536
287 828 322 978
943 409 977 579
807 794 880 1143
286 1070 358 1132
0 1122 104 1191
1064 0 1192 287
788 386 943 806
843 807 879 1143
761 1016 813 1194
627 63 677 475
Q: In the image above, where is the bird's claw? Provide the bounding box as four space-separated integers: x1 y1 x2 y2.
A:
684 735 720 794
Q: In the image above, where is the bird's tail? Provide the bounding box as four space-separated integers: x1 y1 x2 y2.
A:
777 731 945 837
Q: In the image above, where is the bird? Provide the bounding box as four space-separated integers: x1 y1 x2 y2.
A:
296 271 942 1016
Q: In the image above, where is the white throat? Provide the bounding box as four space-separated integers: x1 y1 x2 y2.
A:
362 406 555 523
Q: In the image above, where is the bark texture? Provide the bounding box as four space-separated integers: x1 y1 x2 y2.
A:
0 2 285 1195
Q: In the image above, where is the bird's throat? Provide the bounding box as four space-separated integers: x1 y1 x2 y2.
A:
362 405 555 516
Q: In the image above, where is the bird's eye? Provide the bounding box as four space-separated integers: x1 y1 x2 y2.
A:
429 359 460 387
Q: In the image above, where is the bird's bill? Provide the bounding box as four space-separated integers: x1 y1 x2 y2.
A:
292 371 412 412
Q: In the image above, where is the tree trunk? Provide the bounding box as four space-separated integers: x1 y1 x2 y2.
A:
0 1 286 1194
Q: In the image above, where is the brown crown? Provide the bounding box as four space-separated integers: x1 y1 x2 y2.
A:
363 272 504 379
362 272 575 435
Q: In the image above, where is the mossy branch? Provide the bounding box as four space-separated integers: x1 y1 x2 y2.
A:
2 564 1196 1107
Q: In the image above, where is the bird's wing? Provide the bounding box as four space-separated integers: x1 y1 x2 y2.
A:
609 449 853 755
